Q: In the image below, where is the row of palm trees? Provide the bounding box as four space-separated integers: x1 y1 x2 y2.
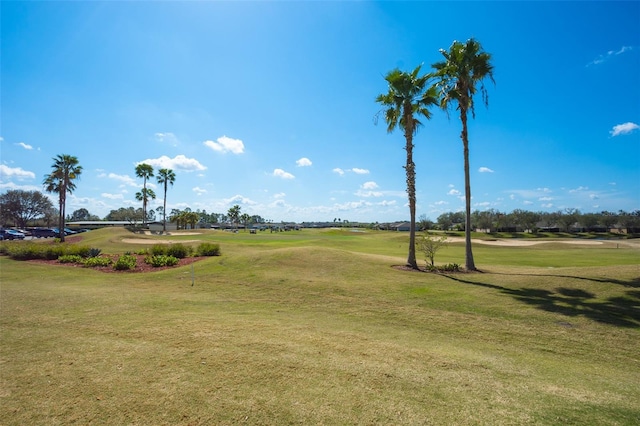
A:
134 163 176 231
42 156 176 241
376 38 494 271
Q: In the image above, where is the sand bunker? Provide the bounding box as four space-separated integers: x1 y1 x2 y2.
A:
122 238 201 244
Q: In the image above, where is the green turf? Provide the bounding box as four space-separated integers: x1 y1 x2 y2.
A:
1 228 638 425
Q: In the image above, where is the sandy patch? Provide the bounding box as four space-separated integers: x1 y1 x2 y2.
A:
122 238 201 245
445 237 607 247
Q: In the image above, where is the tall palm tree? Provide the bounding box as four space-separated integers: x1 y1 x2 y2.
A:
376 65 438 269
135 188 156 224
43 154 82 243
135 163 154 225
432 38 494 271
156 168 176 232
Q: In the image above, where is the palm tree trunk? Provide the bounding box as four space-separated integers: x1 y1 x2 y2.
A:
460 107 476 271
404 118 418 269
163 185 167 233
59 191 66 243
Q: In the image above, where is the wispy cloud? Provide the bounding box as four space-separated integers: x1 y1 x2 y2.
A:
296 157 312 167
351 168 369 175
0 164 36 180
203 136 245 154
154 132 179 146
273 168 295 179
192 186 207 194
587 46 633 66
478 166 494 173
333 168 345 175
610 122 639 137
101 193 124 200
102 172 138 187
15 142 33 150
361 181 378 190
136 155 206 171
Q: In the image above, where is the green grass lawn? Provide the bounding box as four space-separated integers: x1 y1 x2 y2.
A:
1 228 639 425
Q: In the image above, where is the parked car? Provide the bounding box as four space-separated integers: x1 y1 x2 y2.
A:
31 228 59 238
51 227 76 236
0 229 26 240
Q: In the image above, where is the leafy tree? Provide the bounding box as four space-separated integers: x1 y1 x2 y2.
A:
135 163 154 225
432 38 494 271
418 232 448 267
0 190 54 228
104 207 144 222
43 154 82 242
240 213 252 230
227 205 241 230
376 65 438 269
558 208 580 232
156 168 176 232
418 214 434 231
69 208 99 222
600 211 618 232
135 188 156 223
511 209 540 233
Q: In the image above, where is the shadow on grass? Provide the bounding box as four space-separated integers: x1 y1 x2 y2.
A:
442 273 640 328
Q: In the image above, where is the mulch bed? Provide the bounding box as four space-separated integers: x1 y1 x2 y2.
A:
27 254 204 273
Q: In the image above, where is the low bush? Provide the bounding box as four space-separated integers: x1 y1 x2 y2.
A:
88 248 102 258
425 263 461 273
145 254 179 267
113 254 137 271
58 254 84 264
83 256 112 267
196 242 221 256
150 244 167 256
166 243 191 259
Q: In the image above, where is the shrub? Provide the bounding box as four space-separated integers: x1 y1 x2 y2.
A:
145 254 179 267
83 256 112 267
58 254 84 264
150 244 167 256
166 243 191 259
196 242 221 256
5 242 45 260
113 254 137 271
135 249 148 255
88 248 102 258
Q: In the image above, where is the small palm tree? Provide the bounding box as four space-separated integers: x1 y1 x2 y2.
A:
135 163 154 225
432 38 494 271
376 65 438 269
43 154 82 243
135 188 156 224
156 168 176 232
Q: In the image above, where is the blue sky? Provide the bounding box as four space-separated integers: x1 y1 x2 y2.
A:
1 1 639 223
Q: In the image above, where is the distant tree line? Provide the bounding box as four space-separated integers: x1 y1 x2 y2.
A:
421 208 640 233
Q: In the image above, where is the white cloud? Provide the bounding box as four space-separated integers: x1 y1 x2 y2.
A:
539 196 554 201
435 200 448 205
101 193 124 200
448 188 461 196
361 181 378 190
193 187 207 194
273 168 295 179
223 194 257 205
333 168 345 175
16 142 33 150
610 122 639 137
103 173 138 187
136 155 206 171
296 157 312 167
355 190 383 197
274 192 286 199
588 46 633 66
0 164 36 180
478 167 494 173
154 132 179 145
203 136 245 154
569 186 589 193
351 168 369 175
